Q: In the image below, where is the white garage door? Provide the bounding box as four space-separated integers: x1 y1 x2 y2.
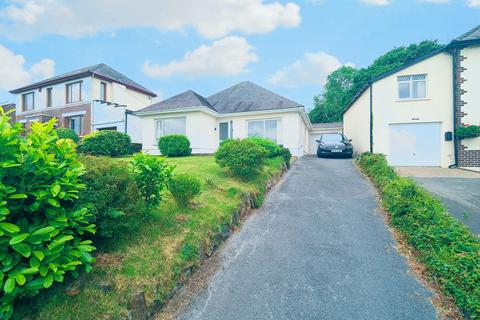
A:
389 123 441 166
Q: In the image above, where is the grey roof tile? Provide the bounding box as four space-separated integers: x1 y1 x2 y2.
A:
137 90 214 113
455 24 480 42
10 63 156 96
207 81 303 113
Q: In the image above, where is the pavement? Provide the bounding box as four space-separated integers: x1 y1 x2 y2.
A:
176 156 436 320
396 167 480 236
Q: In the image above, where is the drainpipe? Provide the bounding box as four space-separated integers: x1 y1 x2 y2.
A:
369 83 373 153
450 48 459 168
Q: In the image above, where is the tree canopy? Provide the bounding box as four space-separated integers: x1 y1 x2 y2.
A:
308 40 444 123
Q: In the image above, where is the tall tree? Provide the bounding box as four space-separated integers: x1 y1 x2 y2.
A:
309 40 443 123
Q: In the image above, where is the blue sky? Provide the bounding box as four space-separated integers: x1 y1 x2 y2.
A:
0 0 478 109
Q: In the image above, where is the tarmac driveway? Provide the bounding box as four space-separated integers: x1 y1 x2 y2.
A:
176 156 436 320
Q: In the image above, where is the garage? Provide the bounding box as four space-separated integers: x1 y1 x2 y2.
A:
389 122 441 166
309 122 343 154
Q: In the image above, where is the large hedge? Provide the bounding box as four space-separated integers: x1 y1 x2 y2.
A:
78 156 141 239
0 111 95 318
358 153 480 318
158 135 192 157
78 130 131 156
215 139 266 179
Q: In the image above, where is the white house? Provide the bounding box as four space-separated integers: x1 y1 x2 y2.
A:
135 81 312 157
10 63 156 142
343 25 480 171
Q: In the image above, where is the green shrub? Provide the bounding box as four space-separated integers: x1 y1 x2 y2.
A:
158 135 192 157
55 128 79 143
279 146 292 168
0 111 95 318
456 125 480 140
358 153 480 318
215 139 266 179
78 130 131 156
168 174 202 208
129 143 143 154
245 137 282 158
78 156 141 239
129 153 174 209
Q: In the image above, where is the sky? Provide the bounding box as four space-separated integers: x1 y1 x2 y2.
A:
0 0 478 110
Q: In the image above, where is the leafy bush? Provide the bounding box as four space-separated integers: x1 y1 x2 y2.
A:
168 174 202 208
78 156 141 239
158 135 192 157
129 153 174 209
0 111 95 318
279 146 292 168
456 125 480 140
129 143 143 154
78 130 131 156
358 153 480 318
245 137 282 158
55 128 79 143
215 139 266 179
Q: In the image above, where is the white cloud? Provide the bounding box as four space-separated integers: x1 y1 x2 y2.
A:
0 45 54 90
142 36 258 78
467 0 480 7
418 0 450 3
360 0 392 5
0 0 301 40
268 51 351 87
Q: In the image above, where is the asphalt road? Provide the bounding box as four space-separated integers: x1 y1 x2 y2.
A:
414 177 480 236
178 156 436 320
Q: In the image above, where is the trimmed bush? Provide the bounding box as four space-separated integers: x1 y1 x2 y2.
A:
158 135 192 157
215 139 266 179
55 127 79 143
245 137 282 158
358 153 480 318
456 125 480 140
129 153 174 209
169 174 202 208
0 111 95 318
129 143 143 154
78 156 141 239
78 130 131 156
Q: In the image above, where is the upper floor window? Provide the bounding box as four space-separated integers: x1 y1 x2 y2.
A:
22 92 34 111
46 87 53 107
66 81 82 103
100 82 107 101
247 119 279 143
398 74 427 100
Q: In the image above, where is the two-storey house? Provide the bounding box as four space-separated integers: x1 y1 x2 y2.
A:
343 25 480 171
10 63 156 142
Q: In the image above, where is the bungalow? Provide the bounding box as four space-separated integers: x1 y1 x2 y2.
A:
135 81 313 157
343 25 480 171
10 63 157 142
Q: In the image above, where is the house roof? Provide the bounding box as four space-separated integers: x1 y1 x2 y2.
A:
10 63 156 97
137 90 214 113
311 122 342 129
454 24 480 42
207 81 303 113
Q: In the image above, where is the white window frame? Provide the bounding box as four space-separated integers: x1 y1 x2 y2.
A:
154 117 187 140
246 118 281 143
397 74 428 101
218 121 232 142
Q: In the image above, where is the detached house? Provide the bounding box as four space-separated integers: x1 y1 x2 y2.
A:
136 81 312 157
343 25 480 171
10 64 156 142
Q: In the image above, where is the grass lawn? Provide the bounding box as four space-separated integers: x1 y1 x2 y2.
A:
14 156 284 319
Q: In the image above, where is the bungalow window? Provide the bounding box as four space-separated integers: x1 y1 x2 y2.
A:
46 87 53 107
155 117 186 140
100 82 107 101
219 121 232 141
247 119 279 143
22 92 34 111
65 115 84 135
398 74 427 100
66 81 82 103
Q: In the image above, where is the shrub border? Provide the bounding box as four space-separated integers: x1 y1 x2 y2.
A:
357 153 479 319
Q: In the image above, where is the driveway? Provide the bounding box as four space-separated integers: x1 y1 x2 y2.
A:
176 156 436 320
397 167 480 236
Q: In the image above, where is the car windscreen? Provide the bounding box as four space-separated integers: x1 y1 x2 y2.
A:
322 134 344 143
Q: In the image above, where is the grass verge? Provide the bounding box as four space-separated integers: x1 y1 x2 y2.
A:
14 156 285 319
357 153 480 319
